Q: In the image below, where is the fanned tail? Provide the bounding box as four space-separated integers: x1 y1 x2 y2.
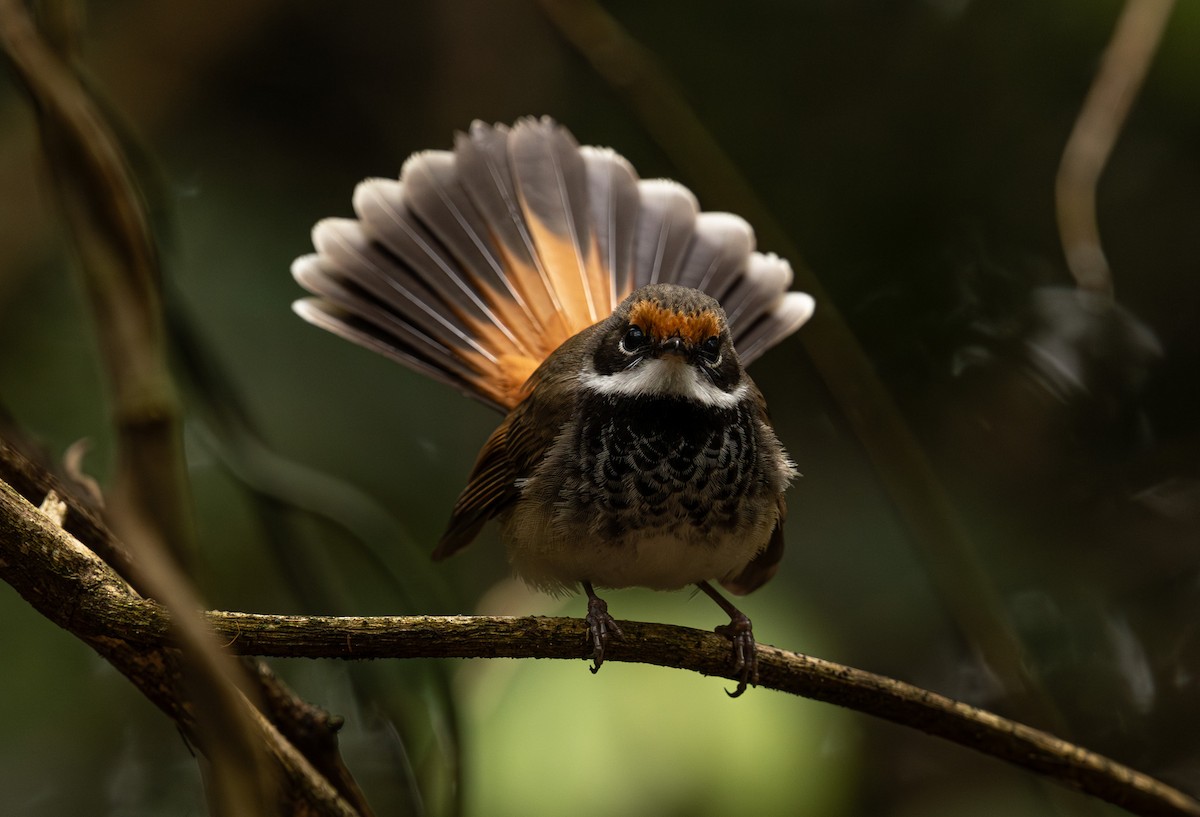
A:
579 146 640 312
292 116 814 411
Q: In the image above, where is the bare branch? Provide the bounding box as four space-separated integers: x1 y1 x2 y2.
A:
2 473 1197 817
0 433 374 816
0 475 361 817
206 610 1199 817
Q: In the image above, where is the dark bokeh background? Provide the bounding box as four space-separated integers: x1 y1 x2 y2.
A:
1 1 1198 815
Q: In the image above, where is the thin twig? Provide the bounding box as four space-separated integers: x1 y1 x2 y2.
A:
1 475 1197 817
1056 0 1176 296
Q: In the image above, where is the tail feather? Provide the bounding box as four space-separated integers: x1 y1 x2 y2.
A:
350 179 517 353
291 255 507 407
632 180 698 288
508 117 606 328
292 117 814 410
394 152 539 357
676 212 754 293
311 218 494 363
735 291 817 367
454 121 574 346
293 296 454 382
722 252 794 329
580 146 640 308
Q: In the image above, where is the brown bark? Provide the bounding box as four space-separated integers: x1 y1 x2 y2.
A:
2 473 1198 817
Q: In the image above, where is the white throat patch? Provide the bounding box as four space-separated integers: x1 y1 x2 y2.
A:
580 358 747 408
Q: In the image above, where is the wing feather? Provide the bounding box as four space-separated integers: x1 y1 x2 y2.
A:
720 509 786 595
433 420 519 559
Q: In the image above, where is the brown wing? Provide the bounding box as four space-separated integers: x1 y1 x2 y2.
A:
432 419 519 560
432 324 602 558
720 496 787 596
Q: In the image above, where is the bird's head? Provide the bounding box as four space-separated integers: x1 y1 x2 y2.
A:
582 284 747 408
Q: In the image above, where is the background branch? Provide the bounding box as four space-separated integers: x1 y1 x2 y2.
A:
0 3 271 812
1056 0 1176 296
0 0 194 566
2 470 1196 817
0 3 377 814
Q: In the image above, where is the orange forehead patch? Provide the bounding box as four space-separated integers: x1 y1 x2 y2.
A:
628 300 721 344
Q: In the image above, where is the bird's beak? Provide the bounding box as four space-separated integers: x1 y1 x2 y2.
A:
658 336 688 358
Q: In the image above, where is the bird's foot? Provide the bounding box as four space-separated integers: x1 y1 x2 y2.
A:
582 583 623 673
696 581 759 697
714 610 758 697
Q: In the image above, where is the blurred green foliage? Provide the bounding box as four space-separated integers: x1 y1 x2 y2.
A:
1 1 1198 815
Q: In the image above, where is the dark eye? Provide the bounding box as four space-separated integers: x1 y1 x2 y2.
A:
699 335 721 363
621 325 648 353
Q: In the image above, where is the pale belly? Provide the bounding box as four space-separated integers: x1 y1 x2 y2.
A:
501 504 776 592
502 392 787 593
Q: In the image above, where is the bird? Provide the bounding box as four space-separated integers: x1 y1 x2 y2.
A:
291 116 814 695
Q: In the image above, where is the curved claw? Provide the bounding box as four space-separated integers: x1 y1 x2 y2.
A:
696 581 760 696
583 584 624 672
714 611 759 697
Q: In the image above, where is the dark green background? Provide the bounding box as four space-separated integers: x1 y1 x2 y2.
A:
1 1 1197 815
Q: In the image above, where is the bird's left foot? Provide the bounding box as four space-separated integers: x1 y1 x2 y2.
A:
582 581 624 673
714 611 758 697
697 581 760 697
